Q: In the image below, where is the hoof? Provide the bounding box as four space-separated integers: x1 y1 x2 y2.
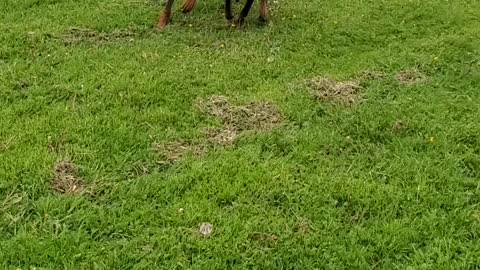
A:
235 16 245 27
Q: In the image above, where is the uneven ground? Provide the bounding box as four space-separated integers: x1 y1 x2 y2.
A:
1 0 480 268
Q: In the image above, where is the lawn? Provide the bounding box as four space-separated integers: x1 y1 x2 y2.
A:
1 0 480 268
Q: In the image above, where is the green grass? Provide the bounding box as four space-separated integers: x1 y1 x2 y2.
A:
1 0 480 268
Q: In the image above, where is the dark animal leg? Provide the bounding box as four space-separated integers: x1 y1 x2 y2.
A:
225 0 233 20
181 0 196 13
236 0 254 26
156 0 175 28
259 0 268 22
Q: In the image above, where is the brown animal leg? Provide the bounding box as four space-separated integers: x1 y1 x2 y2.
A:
225 0 233 20
181 0 196 13
156 0 175 28
259 0 268 22
235 0 254 26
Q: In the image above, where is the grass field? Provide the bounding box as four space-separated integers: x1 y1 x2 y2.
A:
1 0 480 268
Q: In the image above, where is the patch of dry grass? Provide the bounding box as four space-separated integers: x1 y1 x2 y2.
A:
196 95 282 144
197 95 281 131
51 160 85 194
63 27 137 44
151 96 282 162
395 69 426 85
358 70 386 80
153 140 207 163
204 126 238 145
308 77 363 104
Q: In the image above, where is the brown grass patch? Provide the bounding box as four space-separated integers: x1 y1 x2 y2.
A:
1 191 25 212
197 96 281 131
308 77 363 104
204 126 238 145
197 95 282 144
358 70 386 80
152 96 281 162
392 120 405 131
52 160 85 194
199 222 214 237
153 140 207 163
395 69 426 85
63 27 136 44
0 136 15 152
294 218 311 235
251 233 279 242
1 191 29 229
472 211 480 223
47 135 66 153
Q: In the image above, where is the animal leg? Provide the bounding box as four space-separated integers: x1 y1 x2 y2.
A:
156 0 175 28
181 0 196 13
225 0 233 20
235 0 254 26
259 0 268 22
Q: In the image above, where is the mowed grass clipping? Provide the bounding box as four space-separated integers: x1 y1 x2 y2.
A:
1 0 480 268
